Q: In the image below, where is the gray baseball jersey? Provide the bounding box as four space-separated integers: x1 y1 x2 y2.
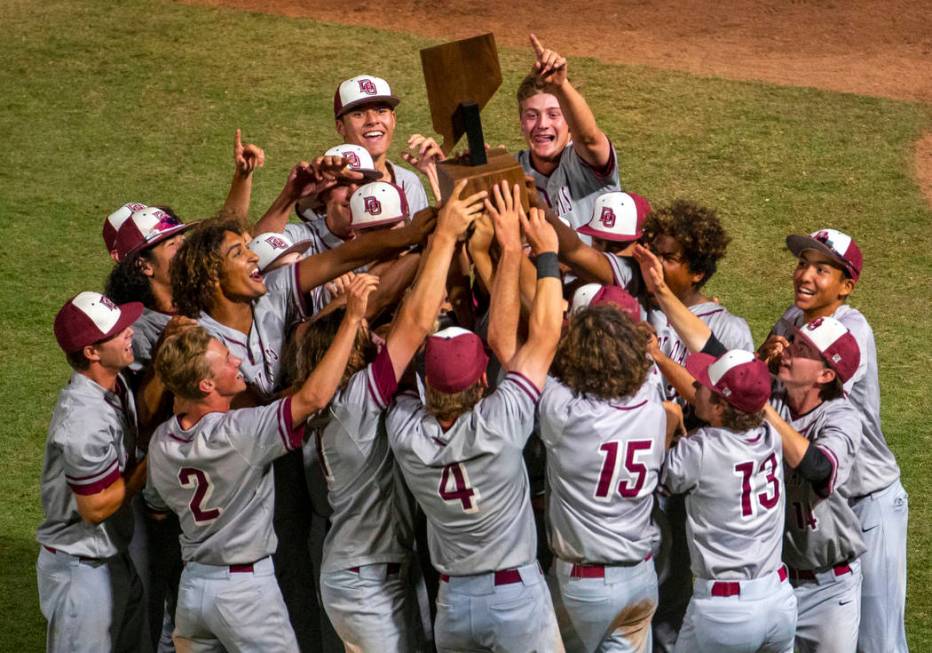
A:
538 377 665 563
771 304 899 498
315 347 414 572
651 302 753 401
602 251 644 300
129 307 171 373
36 373 137 558
198 264 306 399
294 159 429 224
770 391 866 570
661 423 786 580
517 142 620 231
285 217 346 256
386 372 540 576
146 397 304 565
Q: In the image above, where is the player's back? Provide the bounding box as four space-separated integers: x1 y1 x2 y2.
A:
538 377 665 564
662 423 786 581
147 399 300 565
386 372 539 576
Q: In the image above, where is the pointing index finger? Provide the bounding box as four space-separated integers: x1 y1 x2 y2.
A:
529 33 545 57
234 128 242 151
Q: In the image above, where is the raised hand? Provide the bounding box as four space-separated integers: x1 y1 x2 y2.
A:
519 207 559 255
437 179 488 240
234 129 266 177
485 181 523 252
344 273 380 322
632 244 667 296
529 33 567 89
312 154 364 183
758 334 790 373
403 134 445 202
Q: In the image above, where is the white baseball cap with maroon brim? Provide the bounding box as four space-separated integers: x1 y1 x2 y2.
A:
577 192 652 242
114 207 189 262
54 291 143 354
349 181 409 231
324 144 381 181
333 75 400 118
248 232 312 273
103 202 147 253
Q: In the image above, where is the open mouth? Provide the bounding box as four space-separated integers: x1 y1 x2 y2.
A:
532 133 556 144
248 267 262 282
795 286 816 298
363 130 385 142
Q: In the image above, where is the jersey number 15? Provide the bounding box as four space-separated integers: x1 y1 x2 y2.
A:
595 440 654 501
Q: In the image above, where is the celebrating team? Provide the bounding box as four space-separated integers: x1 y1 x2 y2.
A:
36 32 908 653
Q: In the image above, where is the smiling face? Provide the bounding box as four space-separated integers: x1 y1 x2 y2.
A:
336 102 396 161
792 249 854 318
217 230 266 301
87 325 135 371
202 338 246 397
520 92 570 170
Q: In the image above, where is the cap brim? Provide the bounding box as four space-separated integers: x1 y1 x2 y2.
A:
785 234 851 272
684 352 718 392
576 224 640 242
269 240 313 268
352 215 407 231
100 302 145 343
336 95 400 117
126 223 191 258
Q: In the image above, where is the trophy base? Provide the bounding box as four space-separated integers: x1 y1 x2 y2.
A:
437 147 529 211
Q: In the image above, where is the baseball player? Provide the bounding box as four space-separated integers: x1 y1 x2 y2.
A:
145 275 378 652
333 75 429 214
764 316 865 653
103 201 148 261
539 300 682 652
248 231 312 274
37 291 149 653
662 350 797 653
516 34 620 232
386 189 564 651
760 229 907 653
296 180 485 651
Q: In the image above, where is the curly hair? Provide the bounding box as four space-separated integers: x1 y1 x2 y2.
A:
170 216 245 317
105 251 156 309
709 392 765 432
291 308 374 394
553 305 650 401
155 326 214 400
642 200 731 289
425 379 486 423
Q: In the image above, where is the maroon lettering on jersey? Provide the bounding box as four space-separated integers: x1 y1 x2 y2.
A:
358 78 377 95
600 206 616 228
364 196 382 215
265 236 289 250
344 151 361 167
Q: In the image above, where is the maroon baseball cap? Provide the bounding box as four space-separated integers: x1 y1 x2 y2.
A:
424 327 490 394
103 202 147 253
590 285 642 323
786 228 862 282
577 192 651 242
114 207 189 262
686 350 771 414
54 291 143 354
793 316 860 384
333 75 400 119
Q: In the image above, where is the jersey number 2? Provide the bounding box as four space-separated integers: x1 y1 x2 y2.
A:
179 467 223 524
595 440 654 500
734 453 780 518
439 463 479 513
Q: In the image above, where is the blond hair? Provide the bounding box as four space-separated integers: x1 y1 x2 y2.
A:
155 326 214 400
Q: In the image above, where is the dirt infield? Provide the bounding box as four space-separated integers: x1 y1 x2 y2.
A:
182 0 932 203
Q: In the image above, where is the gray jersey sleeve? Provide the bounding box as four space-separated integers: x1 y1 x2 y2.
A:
226 397 304 466
661 435 704 495
389 161 430 214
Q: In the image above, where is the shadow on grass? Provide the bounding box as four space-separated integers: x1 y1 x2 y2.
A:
0 535 44 650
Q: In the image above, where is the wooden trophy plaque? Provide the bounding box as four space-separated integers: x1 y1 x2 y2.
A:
420 33 529 210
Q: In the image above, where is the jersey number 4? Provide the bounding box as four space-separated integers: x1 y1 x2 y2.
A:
595 440 654 501
179 467 223 524
734 453 781 518
439 463 480 513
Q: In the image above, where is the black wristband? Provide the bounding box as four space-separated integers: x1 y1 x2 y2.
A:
535 252 560 279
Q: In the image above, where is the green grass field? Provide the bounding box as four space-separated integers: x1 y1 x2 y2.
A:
1 0 929 648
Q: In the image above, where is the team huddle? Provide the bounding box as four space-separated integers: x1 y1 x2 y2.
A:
36 34 908 653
